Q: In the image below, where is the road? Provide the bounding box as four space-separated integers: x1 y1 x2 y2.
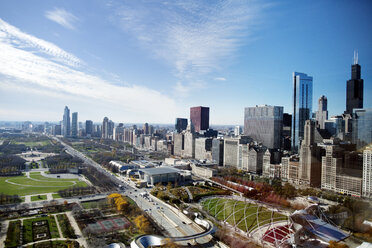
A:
52 137 215 246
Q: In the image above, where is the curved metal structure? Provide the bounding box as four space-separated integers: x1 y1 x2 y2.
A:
130 217 216 248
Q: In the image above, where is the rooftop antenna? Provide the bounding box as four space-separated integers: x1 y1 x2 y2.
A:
354 50 359 65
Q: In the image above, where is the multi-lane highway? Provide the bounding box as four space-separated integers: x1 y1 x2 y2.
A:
52 137 215 246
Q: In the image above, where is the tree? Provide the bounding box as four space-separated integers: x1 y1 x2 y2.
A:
134 215 150 233
162 238 180 248
328 241 349 248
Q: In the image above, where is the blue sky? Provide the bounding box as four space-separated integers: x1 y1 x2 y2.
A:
0 0 371 125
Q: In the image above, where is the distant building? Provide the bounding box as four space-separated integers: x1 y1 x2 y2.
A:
352 108 372 149
62 106 70 137
316 95 328 129
85 120 93 137
282 113 292 150
244 105 283 149
175 118 188 133
173 133 184 157
143 123 149 135
191 163 217 178
212 139 224 166
138 167 189 186
223 136 251 168
194 137 213 160
281 156 300 184
238 144 267 174
363 146 372 198
183 124 195 158
298 120 322 187
346 51 364 114
321 139 363 197
234 126 240 136
190 106 209 132
52 124 61 136
71 112 78 137
292 72 313 152
102 117 109 139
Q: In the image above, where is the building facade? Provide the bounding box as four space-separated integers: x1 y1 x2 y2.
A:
62 106 70 137
316 95 328 129
352 108 372 149
244 105 283 149
71 112 78 137
363 146 372 198
190 106 209 132
292 72 313 152
346 52 364 114
175 118 188 133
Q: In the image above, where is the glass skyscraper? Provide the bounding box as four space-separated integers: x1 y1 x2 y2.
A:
353 108 372 149
292 72 313 152
62 106 70 137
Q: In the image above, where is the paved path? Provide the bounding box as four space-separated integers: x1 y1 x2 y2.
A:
54 214 63 239
66 211 89 248
0 220 10 247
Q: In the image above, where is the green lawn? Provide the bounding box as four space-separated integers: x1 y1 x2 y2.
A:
0 174 88 196
31 195 47 201
23 216 60 244
202 198 287 232
12 140 51 147
52 193 62 199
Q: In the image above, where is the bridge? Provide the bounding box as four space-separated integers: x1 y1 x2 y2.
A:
130 217 216 248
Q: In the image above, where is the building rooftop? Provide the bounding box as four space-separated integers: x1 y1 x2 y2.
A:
139 166 181 175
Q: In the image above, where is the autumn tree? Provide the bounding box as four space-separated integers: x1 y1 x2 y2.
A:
328 241 349 248
134 215 150 233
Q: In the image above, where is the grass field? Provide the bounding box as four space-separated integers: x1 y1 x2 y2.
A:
52 193 62 199
0 173 87 196
23 216 60 244
11 140 51 147
202 198 287 233
31 195 47 201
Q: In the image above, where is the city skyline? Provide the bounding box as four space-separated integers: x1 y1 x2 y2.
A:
0 1 372 124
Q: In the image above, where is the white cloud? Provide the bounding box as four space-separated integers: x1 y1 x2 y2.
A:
109 0 267 91
0 19 178 123
214 77 226 81
45 8 78 30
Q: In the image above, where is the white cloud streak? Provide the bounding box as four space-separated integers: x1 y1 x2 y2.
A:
0 18 178 122
45 8 78 30
110 0 268 95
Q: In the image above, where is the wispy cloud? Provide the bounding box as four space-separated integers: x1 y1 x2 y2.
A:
0 18 178 122
45 8 78 30
214 77 226 81
109 0 268 95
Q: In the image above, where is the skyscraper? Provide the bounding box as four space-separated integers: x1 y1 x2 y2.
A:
292 72 313 152
85 120 93 137
71 112 78 137
346 51 364 114
316 95 328 129
190 106 209 133
62 106 70 137
244 105 283 149
175 118 188 133
363 146 372 198
352 108 372 149
102 117 109 139
143 123 149 135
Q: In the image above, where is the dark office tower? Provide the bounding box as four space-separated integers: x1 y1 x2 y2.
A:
108 120 114 139
71 112 78 137
346 51 364 114
316 95 328 129
282 113 292 150
244 105 283 149
62 106 70 137
143 123 149 135
175 118 188 133
292 72 313 153
102 117 109 139
85 120 93 137
190 106 209 133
